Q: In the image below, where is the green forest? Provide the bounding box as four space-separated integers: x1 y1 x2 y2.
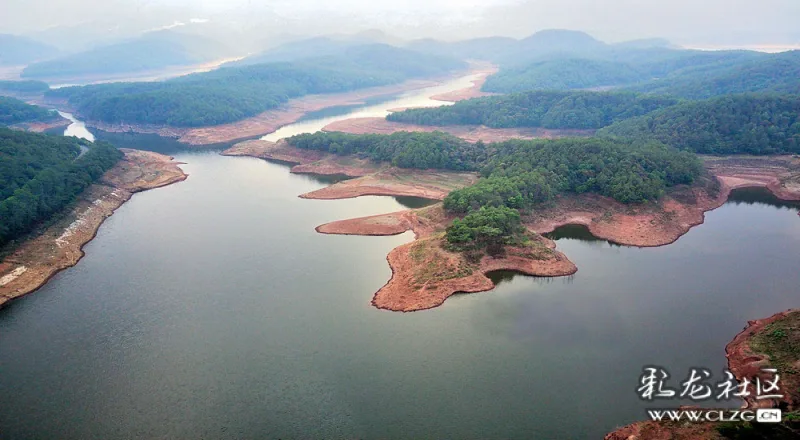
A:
287 131 702 207
599 94 800 154
475 48 798 100
289 131 701 249
0 96 59 125
0 128 123 246
626 50 800 98
481 59 647 93
445 205 526 254
387 90 678 129
46 45 465 127
287 131 485 171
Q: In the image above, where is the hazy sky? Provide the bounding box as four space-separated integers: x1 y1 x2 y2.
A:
3 0 799 45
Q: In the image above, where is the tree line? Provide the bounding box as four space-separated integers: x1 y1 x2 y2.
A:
0 96 59 125
0 128 123 246
599 94 800 154
46 46 465 128
287 131 486 171
387 90 678 129
286 131 703 250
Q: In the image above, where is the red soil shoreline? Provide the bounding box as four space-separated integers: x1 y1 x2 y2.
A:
223 140 800 313
0 149 187 309
605 309 800 440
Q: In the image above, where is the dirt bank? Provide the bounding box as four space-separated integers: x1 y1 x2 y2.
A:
528 156 800 247
373 236 576 312
0 149 187 309
321 117 593 143
725 309 800 410
605 309 800 440
316 204 575 312
300 168 478 200
705 155 800 201
222 139 381 177
429 64 498 102
9 115 71 133
224 149 799 312
73 72 481 146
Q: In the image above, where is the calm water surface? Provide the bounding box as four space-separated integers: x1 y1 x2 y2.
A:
261 72 483 141
1 83 800 439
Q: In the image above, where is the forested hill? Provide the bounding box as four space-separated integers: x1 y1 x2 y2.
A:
599 94 800 155
479 49 770 94
0 128 123 246
0 96 59 125
21 30 235 80
627 50 800 99
46 45 466 127
386 91 678 129
286 132 702 205
481 59 647 93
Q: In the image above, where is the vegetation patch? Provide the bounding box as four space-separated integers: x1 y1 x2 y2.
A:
0 127 123 246
387 90 677 129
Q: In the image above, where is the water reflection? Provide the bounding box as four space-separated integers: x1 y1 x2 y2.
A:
296 93 402 121
393 196 438 209
543 223 622 246
58 111 94 142
261 72 484 142
726 186 800 210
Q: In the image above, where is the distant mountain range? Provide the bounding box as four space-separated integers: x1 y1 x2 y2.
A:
20 30 238 80
0 34 60 66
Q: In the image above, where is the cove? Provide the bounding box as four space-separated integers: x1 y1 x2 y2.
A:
1 80 799 438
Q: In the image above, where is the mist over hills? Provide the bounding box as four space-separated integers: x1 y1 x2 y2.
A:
20 30 239 80
0 34 60 66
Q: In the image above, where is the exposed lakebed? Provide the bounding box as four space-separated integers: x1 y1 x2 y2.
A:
1 82 800 439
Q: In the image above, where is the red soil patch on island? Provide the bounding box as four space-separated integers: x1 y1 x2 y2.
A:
222 139 379 177
317 205 576 312
223 147 800 313
300 168 478 200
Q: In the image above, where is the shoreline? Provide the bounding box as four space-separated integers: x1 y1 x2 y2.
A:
222 141 800 312
8 115 71 133
308 156 799 312
321 117 592 143
0 149 187 309
605 308 800 440
53 68 486 146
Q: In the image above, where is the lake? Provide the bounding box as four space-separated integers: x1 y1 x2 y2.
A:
1 76 799 439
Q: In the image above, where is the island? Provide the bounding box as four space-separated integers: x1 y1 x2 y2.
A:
223 132 800 313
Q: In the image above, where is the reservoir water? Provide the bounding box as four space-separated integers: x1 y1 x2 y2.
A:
1 76 799 439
